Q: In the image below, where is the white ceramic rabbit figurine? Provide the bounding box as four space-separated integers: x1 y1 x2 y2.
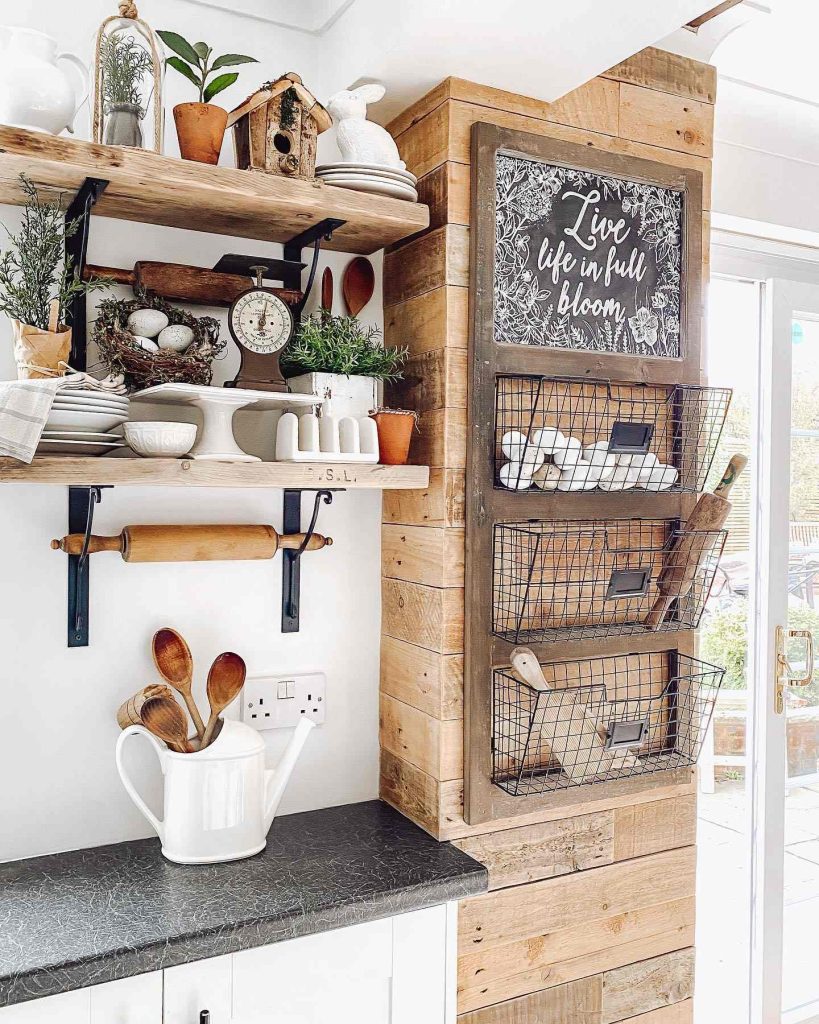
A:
326 83 406 168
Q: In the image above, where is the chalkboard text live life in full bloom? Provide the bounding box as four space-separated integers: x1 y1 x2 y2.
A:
494 152 683 357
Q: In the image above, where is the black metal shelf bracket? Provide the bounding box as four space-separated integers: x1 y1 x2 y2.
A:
281 488 335 633
282 218 346 320
67 485 111 648
64 178 109 371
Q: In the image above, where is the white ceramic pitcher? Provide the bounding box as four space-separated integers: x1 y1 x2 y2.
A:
116 718 314 864
0 27 89 134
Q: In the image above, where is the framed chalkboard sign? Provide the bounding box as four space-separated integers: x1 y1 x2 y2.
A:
483 132 702 374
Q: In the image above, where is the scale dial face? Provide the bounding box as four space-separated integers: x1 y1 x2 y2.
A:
229 289 293 354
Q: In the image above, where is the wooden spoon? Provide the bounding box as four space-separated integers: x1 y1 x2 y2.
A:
141 694 194 754
321 267 333 313
342 257 375 316
152 628 206 740
201 652 247 748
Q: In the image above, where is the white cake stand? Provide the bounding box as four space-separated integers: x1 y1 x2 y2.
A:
131 383 318 462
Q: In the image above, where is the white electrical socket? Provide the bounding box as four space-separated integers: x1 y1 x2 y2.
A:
241 672 326 730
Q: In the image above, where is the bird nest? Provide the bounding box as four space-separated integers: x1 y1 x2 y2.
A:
93 294 225 391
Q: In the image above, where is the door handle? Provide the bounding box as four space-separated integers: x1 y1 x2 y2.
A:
775 626 815 713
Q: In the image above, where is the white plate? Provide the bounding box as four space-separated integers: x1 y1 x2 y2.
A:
53 395 130 411
36 438 127 456
46 408 129 432
319 177 419 201
42 430 124 442
317 162 417 184
56 389 130 404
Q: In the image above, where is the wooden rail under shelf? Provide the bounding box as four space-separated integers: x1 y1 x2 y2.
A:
0 457 430 490
0 127 429 254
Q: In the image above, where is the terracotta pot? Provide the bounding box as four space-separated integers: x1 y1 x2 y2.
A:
370 409 417 465
173 103 228 165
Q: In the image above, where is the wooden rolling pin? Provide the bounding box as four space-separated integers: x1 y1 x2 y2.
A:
644 453 747 629
84 261 302 308
51 524 332 562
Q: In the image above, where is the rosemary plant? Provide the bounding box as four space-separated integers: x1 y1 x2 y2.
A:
282 312 408 382
100 30 154 116
0 176 108 330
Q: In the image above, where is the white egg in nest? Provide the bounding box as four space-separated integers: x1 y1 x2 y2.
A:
132 334 159 353
158 324 195 353
127 308 170 339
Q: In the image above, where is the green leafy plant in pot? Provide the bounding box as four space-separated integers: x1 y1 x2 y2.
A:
0 175 108 380
158 31 256 164
282 311 408 420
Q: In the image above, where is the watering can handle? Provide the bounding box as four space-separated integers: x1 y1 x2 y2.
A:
116 726 166 841
56 51 90 134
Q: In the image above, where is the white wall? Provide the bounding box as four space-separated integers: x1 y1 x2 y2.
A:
0 2 385 862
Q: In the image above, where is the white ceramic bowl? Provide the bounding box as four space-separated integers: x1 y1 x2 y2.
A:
124 421 197 458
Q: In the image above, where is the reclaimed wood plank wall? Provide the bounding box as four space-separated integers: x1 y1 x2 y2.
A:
380 46 716 1024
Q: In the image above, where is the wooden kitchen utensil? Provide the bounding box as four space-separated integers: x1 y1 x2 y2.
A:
152 628 207 740
321 267 334 312
116 683 174 730
644 453 747 629
52 524 333 562
141 693 194 754
509 647 638 780
201 652 247 748
83 261 301 309
342 257 375 316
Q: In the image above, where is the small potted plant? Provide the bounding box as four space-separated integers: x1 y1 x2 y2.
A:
98 29 154 147
0 176 107 379
158 30 256 164
282 311 408 418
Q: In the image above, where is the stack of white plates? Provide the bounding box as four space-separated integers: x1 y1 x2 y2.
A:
316 163 418 202
39 391 130 456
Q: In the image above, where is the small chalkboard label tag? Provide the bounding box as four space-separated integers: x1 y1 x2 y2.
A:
605 719 649 751
605 568 651 600
609 420 654 454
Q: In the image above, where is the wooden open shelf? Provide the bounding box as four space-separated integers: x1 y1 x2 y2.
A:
0 457 429 490
0 128 429 254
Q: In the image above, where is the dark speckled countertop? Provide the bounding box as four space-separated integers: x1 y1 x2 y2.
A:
0 799 486 1008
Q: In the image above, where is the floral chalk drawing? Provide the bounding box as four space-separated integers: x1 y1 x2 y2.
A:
493 152 683 357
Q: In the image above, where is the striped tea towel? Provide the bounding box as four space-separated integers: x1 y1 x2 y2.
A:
0 378 65 463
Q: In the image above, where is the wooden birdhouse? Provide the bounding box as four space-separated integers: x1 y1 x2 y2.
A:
228 72 332 178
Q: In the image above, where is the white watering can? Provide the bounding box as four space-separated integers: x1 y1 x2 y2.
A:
116 718 314 864
0 27 89 135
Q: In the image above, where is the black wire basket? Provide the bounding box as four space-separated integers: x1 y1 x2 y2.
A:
494 375 731 494
492 651 724 795
493 518 726 642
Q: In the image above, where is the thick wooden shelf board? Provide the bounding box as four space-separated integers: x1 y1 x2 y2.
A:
0 128 429 254
0 457 430 490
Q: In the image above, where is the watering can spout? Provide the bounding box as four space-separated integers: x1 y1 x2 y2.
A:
264 718 315 830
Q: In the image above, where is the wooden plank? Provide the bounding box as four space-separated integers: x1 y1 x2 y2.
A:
603 47 717 105
416 162 471 231
601 949 695 1023
380 747 447 838
0 457 430 490
688 1 744 30
380 693 463 781
381 635 463 720
617 999 693 1023
393 101 452 179
410 407 468 469
387 347 469 411
382 524 465 587
384 286 469 356
383 225 470 305
383 468 466 528
618 84 714 157
0 128 428 255
381 578 464 654
452 810 614 889
459 847 695 949
458 896 695 1010
612 796 697 862
388 79 453 141
457 976 602 1024
458 925 695 1014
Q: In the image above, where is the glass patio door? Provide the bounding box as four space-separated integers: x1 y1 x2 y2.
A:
750 279 819 1024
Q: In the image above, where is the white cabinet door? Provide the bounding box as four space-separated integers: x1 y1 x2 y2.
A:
164 955 232 1024
391 905 451 1024
0 975 161 1024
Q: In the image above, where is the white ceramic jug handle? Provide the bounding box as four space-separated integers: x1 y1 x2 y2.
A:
116 726 166 841
56 52 90 134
